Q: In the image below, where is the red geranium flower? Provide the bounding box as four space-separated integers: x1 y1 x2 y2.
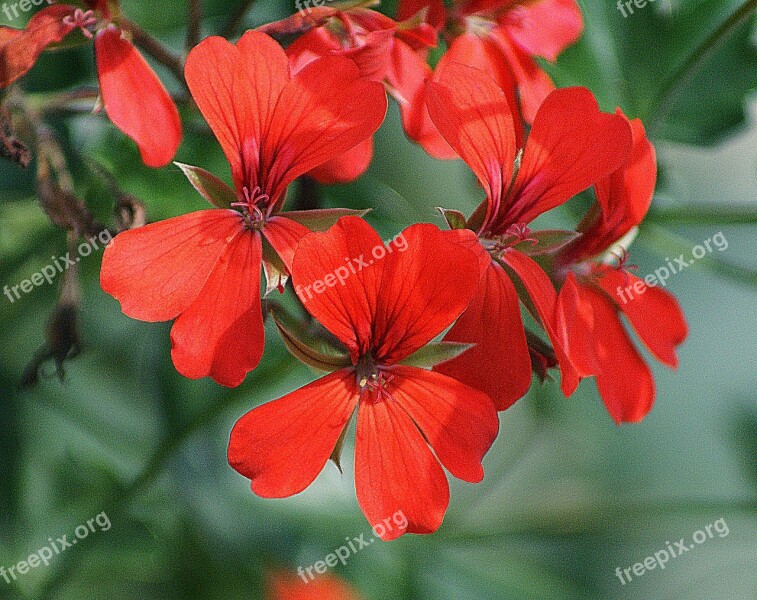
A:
228 217 499 540
399 0 583 132
100 32 387 387
259 5 450 175
425 63 633 409
267 570 363 600
0 1 181 167
554 113 688 423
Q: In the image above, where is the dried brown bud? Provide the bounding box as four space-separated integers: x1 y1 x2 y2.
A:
0 106 31 168
114 193 147 231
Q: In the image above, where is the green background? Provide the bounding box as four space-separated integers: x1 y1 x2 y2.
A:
0 0 755 598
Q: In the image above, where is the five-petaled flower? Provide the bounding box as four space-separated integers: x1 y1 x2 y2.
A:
100 32 387 387
0 0 182 167
425 63 633 410
228 218 499 540
554 113 688 423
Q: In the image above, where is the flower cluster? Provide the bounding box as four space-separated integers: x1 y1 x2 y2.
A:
2 0 687 539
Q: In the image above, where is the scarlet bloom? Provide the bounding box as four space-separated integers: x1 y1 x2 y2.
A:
100 32 387 387
399 0 583 144
554 114 688 423
425 63 633 410
229 218 499 540
260 5 449 174
267 570 363 600
0 1 181 167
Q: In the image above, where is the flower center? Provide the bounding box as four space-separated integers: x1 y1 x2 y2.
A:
63 9 98 38
232 186 270 229
481 223 537 258
356 355 395 404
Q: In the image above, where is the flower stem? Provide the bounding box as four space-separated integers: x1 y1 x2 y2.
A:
219 0 257 39
647 0 757 135
186 0 202 50
120 18 187 88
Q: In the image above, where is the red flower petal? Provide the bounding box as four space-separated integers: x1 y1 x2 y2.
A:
292 216 385 360
581 284 655 423
487 27 555 123
354 391 448 540
293 218 480 364
388 365 498 483
95 29 182 168
267 570 364 600
438 32 525 147
263 55 387 206
593 269 687 368
555 272 598 377
185 32 289 192
426 62 516 228
371 224 481 364
501 249 579 396
490 87 633 231
0 5 77 87
572 114 657 261
170 230 264 387
386 39 456 159
229 369 358 496
501 0 583 63
262 215 311 273
307 137 374 184
436 259 532 410
100 210 244 322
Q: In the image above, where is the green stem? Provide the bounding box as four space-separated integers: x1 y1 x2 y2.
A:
120 18 187 88
646 205 757 226
186 0 202 50
647 0 757 134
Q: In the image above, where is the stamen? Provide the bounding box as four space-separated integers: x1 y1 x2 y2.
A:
610 247 638 272
63 9 98 39
504 223 538 246
231 186 271 227
359 371 395 404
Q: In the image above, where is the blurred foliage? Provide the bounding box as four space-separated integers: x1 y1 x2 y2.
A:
0 0 756 598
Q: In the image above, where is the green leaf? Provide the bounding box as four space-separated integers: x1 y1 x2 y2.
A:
282 208 370 231
400 342 475 368
548 0 757 145
271 312 351 372
437 207 468 230
512 229 582 256
174 162 236 209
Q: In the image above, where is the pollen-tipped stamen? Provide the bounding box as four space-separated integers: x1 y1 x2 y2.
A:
63 9 98 39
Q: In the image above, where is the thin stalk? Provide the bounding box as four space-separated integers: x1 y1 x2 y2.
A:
120 18 187 88
647 0 757 134
220 0 257 39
